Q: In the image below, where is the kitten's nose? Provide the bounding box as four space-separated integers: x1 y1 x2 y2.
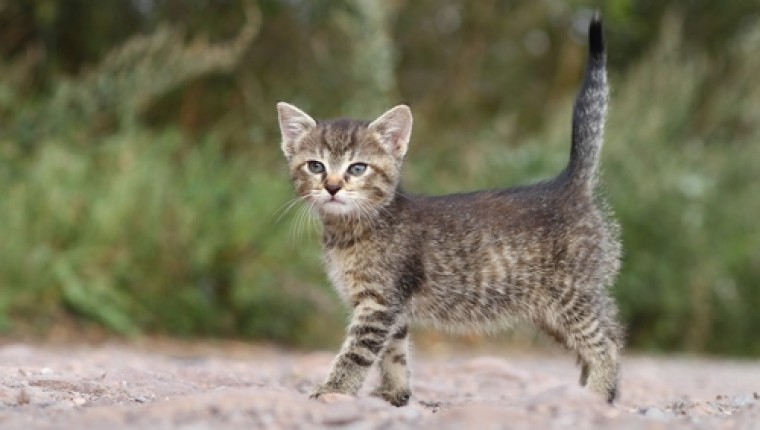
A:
325 183 342 196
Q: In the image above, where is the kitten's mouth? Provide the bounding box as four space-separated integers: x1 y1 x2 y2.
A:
318 196 356 216
323 201 346 211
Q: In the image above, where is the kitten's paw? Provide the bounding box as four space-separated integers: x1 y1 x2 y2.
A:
371 387 412 407
309 384 354 402
308 384 330 399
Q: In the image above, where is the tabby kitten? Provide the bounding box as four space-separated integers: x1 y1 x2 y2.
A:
277 15 622 405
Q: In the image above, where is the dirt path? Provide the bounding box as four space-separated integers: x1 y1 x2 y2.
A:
0 341 758 429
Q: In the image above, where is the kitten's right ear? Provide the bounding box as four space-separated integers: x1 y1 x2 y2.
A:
277 102 317 158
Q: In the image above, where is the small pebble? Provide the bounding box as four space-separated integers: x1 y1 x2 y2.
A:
40 367 53 375
16 389 31 405
703 402 723 414
73 397 86 406
668 399 691 414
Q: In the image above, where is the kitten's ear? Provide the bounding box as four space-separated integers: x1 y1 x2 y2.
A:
368 105 413 158
277 102 317 157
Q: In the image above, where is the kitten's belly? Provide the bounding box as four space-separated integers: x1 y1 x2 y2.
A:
407 270 537 330
406 236 560 329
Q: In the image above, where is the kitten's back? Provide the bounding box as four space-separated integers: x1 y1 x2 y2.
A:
398 179 619 328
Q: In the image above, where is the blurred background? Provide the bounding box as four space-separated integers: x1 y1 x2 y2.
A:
0 0 758 356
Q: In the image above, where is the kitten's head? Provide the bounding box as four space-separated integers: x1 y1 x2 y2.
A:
277 102 412 219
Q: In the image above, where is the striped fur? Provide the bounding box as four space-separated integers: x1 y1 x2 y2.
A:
277 14 622 405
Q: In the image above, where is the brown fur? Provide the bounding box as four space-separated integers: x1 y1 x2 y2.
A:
276 15 622 405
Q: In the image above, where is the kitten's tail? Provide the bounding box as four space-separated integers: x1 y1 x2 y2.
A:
565 12 608 191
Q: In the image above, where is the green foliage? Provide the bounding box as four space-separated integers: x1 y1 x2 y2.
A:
7 7 260 147
466 17 760 356
0 128 340 344
607 21 760 355
1 2 759 355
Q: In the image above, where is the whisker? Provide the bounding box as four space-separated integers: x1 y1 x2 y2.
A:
274 197 305 223
296 199 317 242
305 199 320 241
292 205 307 242
354 198 381 230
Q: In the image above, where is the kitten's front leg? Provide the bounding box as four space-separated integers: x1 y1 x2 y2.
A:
371 324 411 406
310 298 399 399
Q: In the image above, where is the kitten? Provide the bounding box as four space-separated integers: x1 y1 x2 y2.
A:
276 14 622 405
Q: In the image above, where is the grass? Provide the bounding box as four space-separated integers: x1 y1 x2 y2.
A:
0 15 759 355
0 129 341 345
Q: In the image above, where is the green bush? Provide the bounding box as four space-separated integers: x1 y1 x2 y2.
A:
397 16 760 356
471 19 760 355
0 128 341 344
1 4 759 355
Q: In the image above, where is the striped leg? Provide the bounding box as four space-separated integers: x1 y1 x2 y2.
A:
371 324 411 406
310 301 398 399
574 311 622 403
541 288 622 403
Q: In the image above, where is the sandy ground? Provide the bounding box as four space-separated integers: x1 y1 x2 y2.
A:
0 340 759 429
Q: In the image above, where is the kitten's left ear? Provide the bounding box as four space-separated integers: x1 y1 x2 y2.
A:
368 105 413 158
277 102 317 158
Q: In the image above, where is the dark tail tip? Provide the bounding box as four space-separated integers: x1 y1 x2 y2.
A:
588 11 604 60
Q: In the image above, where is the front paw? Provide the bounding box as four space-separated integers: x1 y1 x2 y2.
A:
309 384 353 401
371 387 412 407
309 384 331 399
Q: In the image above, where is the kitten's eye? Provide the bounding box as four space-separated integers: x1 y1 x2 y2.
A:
307 161 325 174
347 163 367 176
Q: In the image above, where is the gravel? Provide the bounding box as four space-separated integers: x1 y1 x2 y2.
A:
0 341 758 429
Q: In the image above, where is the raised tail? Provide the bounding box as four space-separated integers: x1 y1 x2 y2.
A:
565 12 608 190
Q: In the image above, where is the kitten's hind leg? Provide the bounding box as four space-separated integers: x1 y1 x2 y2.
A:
578 356 591 386
571 317 622 403
571 316 621 403
371 324 412 406
538 321 590 387
541 290 622 403
576 328 620 403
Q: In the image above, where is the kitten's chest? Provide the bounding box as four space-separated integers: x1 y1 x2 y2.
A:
323 244 389 302
324 249 359 304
